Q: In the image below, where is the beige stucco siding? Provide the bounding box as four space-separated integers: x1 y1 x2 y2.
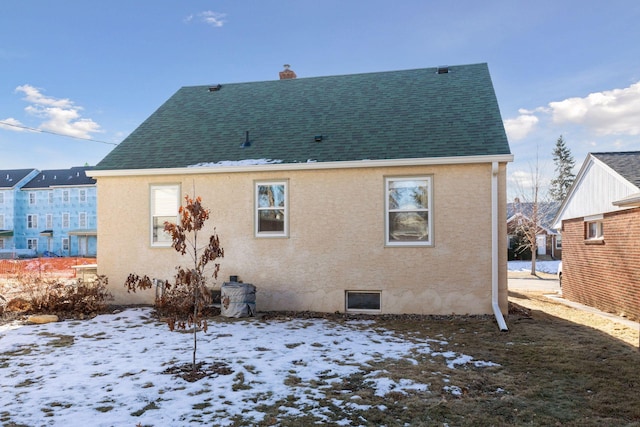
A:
96 162 508 315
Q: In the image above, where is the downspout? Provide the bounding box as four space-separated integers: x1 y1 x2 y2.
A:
492 161 509 331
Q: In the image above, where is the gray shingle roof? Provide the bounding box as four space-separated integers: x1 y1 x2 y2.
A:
592 151 640 188
507 202 560 230
0 169 37 189
95 63 510 171
21 166 96 189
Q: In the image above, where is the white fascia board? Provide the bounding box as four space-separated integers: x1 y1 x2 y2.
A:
613 192 640 207
88 154 514 178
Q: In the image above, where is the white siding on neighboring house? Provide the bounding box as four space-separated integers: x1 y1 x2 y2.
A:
553 156 640 228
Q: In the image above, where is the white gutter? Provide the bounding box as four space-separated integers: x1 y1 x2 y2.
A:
492 161 508 331
88 154 515 178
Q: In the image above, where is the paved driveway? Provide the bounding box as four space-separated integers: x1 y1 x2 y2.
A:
508 276 560 293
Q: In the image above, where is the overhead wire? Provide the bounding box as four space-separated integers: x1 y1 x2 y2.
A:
0 120 119 146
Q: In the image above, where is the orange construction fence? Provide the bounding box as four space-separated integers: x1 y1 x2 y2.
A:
0 258 96 279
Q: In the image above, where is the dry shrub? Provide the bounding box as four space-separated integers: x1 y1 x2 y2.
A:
3 274 113 318
155 279 217 321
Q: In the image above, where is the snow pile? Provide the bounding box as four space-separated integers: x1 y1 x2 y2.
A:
508 260 560 274
0 308 499 426
188 159 283 167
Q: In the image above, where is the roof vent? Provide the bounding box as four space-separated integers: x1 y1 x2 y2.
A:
437 65 449 74
208 84 222 92
314 135 323 142
279 64 297 80
241 131 251 148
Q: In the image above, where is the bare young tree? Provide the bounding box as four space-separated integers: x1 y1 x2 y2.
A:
125 194 224 374
510 148 556 276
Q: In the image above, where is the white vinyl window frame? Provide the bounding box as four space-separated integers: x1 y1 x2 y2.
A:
254 180 288 238
62 212 70 229
79 212 87 228
46 214 53 229
385 176 433 246
586 220 604 240
27 214 38 229
0 214 4 229
0 192 4 204
48 191 54 204
62 237 70 252
79 189 87 203
27 238 38 251
29 192 36 205
150 184 181 247
62 190 69 203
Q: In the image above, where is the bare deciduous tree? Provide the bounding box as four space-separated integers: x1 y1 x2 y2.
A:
125 194 224 373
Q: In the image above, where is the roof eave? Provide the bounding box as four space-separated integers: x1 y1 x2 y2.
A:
89 154 514 178
613 192 640 208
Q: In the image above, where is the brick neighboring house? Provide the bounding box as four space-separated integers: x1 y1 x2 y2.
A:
552 152 640 321
90 63 513 324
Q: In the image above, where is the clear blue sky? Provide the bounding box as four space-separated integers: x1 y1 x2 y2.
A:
2 1 639 197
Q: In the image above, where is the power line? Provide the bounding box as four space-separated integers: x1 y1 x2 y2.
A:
0 120 119 146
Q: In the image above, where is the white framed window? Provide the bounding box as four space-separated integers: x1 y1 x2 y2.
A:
0 192 4 204
346 291 381 312
385 176 433 246
555 234 562 249
48 191 54 204
62 212 70 229
29 192 36 205
586 220 603 240
150 184 180 247
0 239 4 249
27 214 38 229
27 238 38 251
0 214 4 229
79 212 87 228
79 189 87 203
255 180 288 237
46 214 53 229
62 190 69 203
62 238 69 252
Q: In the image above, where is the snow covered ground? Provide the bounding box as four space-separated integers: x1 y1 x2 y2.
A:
508 260 560 274
0 308 500 426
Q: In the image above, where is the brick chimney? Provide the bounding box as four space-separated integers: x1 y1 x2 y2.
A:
279 64 297 80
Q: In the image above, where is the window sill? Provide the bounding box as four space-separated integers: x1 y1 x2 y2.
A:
584 238 605 245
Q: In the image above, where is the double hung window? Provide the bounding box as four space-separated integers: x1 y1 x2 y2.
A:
255 181 288 237
150 184 180 246
385 176 433 246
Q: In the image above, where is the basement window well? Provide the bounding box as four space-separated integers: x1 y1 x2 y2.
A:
346 291 381 312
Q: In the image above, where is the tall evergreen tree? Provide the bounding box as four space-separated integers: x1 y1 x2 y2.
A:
549 135 575 202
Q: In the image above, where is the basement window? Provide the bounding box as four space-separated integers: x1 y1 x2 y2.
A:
346 291 381 312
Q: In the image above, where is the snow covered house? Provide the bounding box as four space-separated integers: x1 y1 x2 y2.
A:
90 63 513 321
552 151 640 321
